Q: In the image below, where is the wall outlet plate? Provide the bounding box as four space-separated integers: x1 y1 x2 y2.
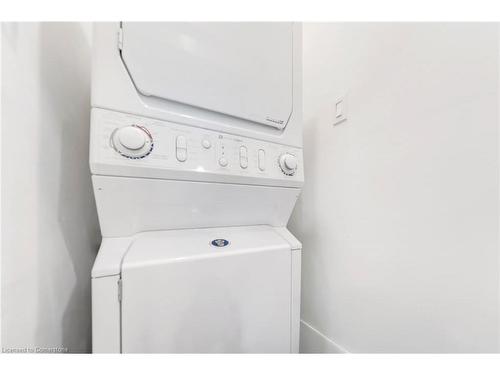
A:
333 95 347 125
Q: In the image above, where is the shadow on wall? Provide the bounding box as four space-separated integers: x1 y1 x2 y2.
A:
36 23 101 353
287 112 325 353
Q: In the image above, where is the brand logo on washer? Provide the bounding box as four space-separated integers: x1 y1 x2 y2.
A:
211 239 229 247
265 116 284 125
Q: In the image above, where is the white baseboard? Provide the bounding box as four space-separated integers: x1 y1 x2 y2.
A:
300 320 348 353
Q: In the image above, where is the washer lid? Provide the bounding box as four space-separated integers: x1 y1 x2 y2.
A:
122 225 291 270
120 225 292 352
120 22 294 129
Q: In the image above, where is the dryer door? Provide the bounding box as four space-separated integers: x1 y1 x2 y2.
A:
120 22 293 129
120 226 292 353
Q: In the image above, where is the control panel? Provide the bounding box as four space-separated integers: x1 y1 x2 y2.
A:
90 109 304 188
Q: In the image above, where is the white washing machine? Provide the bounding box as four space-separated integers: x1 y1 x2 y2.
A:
90 22 303 353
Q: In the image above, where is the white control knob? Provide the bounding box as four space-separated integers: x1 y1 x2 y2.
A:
118 126 146 150
278 153 298 175
111 125 153 159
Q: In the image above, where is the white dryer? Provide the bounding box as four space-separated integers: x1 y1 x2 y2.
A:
90 22 303 353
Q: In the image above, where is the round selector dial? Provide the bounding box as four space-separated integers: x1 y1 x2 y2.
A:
110 125 154 159
278 153 298 176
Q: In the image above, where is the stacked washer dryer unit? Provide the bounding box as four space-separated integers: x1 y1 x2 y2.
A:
90 23 303 353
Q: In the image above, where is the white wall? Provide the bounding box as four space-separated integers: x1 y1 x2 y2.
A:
290 23 499 353
1 23 100 353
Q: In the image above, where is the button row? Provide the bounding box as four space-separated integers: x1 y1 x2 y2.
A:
176 136 267 172
218 147 265 171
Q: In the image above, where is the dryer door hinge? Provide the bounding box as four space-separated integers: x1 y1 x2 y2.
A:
117 278 122 302
117 25 123 51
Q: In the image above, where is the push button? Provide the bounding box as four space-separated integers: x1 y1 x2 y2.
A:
240 158 248 169
176 135 187 149
258 149 266 171
176 148 187 162
202 139 211 149
218 157 228 167
176 135 187 162
240 146 248 169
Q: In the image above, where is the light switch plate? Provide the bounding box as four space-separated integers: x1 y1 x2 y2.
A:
333 95 347 125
